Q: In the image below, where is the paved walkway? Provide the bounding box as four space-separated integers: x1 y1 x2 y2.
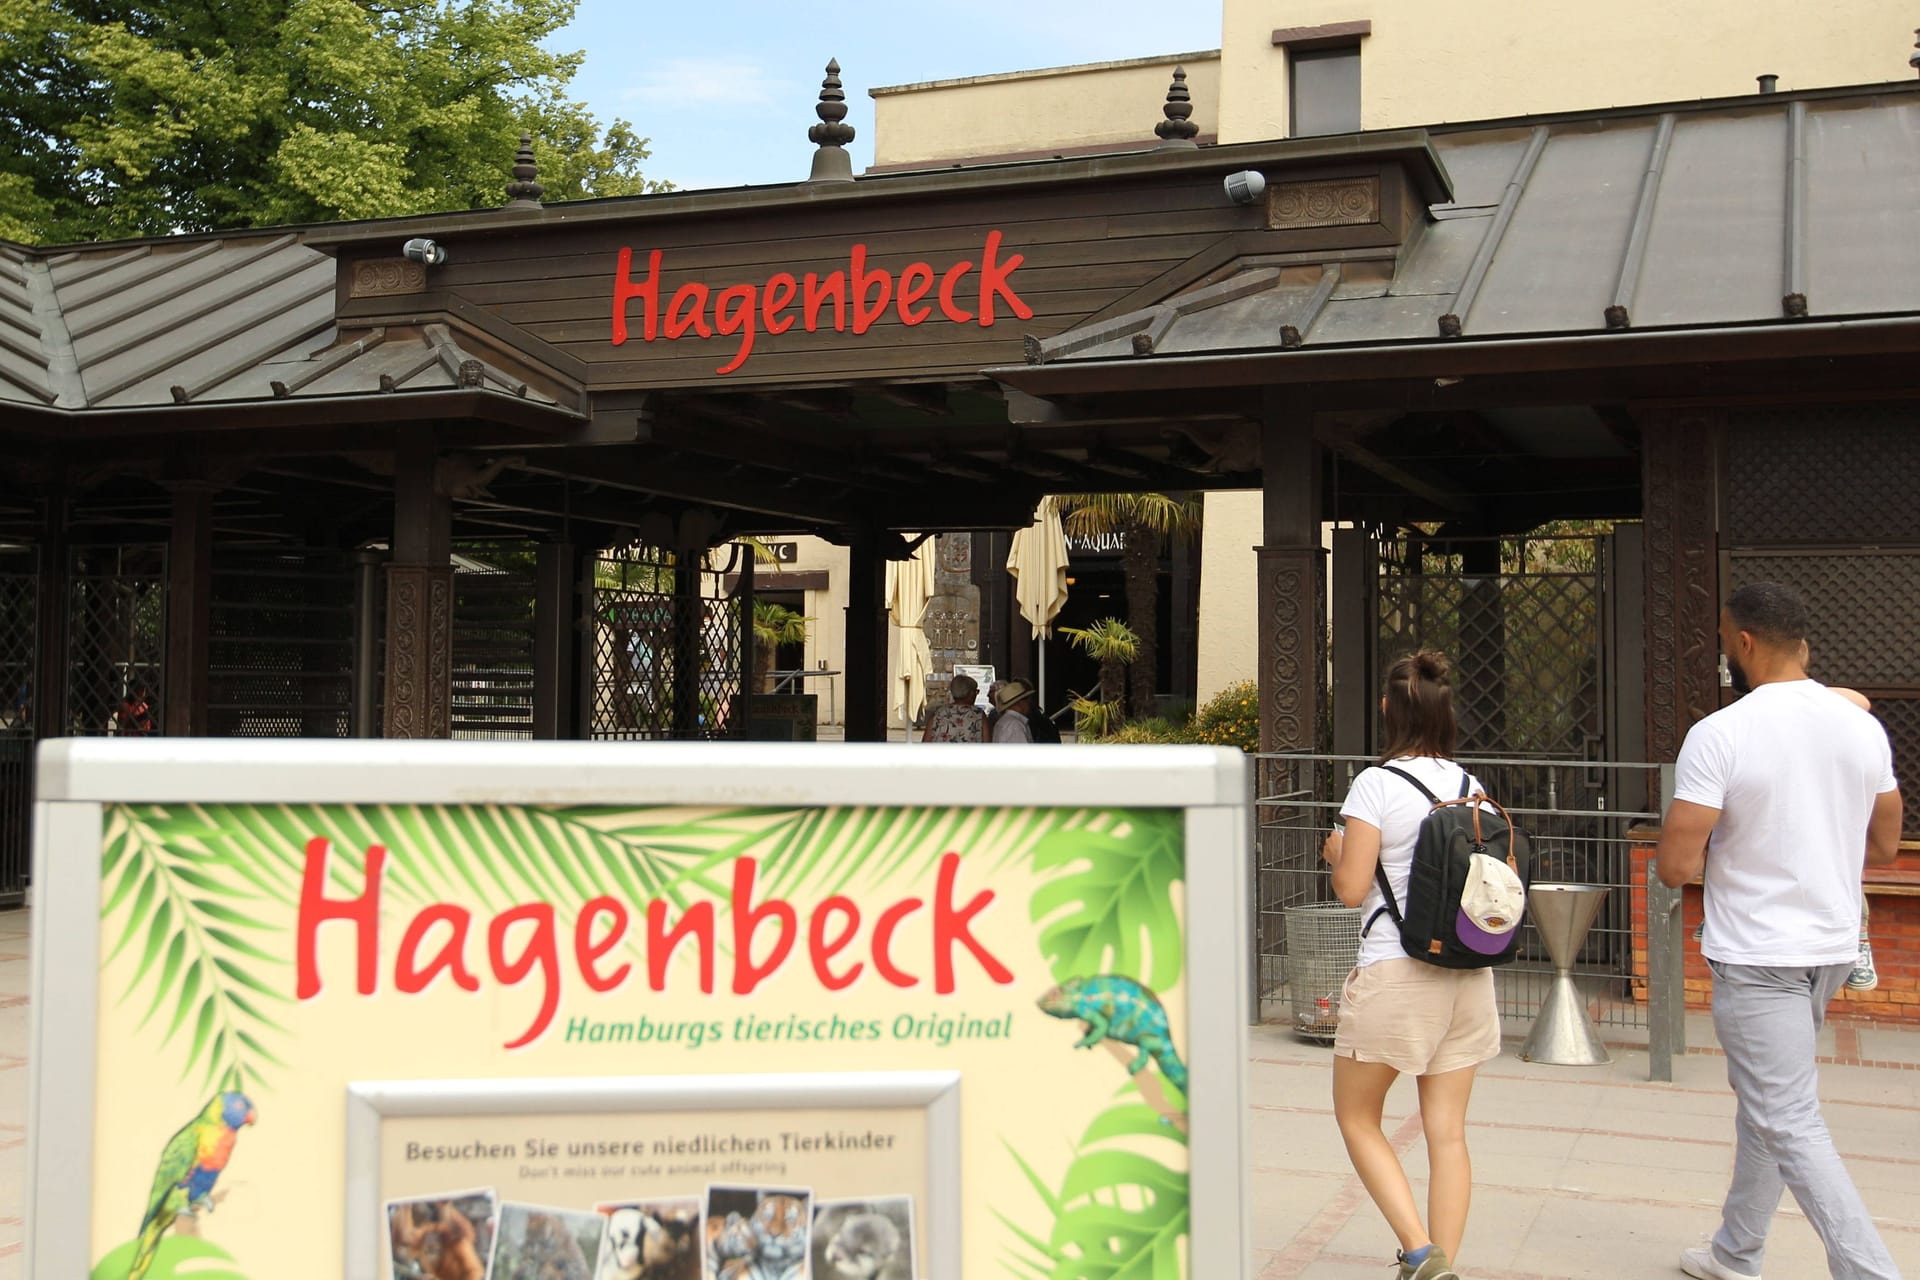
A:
1 905 1916 1278
1249 1015 1920 1278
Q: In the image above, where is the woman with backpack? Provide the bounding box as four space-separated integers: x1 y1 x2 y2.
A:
1319 650 1500 1280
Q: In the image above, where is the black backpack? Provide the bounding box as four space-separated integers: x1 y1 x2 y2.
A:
1363 766 1534 970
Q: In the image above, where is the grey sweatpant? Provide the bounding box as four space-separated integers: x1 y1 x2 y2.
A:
1708 961 1901 1279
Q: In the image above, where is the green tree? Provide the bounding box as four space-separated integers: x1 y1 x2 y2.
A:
0 0 668 243
1053 492 1201 720
751 601 810 694
1060 616 1136 737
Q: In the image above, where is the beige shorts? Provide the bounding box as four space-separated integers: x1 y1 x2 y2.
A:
1333 957 1501 1077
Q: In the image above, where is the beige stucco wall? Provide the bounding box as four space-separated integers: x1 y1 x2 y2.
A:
1195 491 1264 705
870 52 1221 167
762 535 849 726
1218 0 1918 143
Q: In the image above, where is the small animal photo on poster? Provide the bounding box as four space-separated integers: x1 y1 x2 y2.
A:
812 1197 916 1280
385 1188 497 1280
493 1202 607 1280
702 1185 812 1280
594 1197 701 1280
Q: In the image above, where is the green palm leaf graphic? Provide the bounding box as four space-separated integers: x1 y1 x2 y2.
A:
102 805 292 1096
1003 1099 1190 1280
1029 810 1185 990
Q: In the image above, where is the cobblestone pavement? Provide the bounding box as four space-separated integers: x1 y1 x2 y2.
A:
2 907 1916 1278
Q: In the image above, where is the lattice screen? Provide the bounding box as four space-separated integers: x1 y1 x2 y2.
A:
1377 538 1603 759
208 547 356 738
1726 554 1919 690
66 544 165 736
1874 697 1920 839
1726 407 1920 545
589 545 746 741
0 546 35 902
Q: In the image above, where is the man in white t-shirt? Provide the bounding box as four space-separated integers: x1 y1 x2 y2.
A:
1656 582 1904 1280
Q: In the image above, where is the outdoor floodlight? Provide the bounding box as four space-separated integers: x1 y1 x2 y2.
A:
1224 170 1266 206
402 237 449 266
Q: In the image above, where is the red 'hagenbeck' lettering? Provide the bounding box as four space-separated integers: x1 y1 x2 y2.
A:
610 233 1030 375
293 840 1013 1049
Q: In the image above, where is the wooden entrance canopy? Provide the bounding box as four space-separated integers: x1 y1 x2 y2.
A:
1 75 1917 764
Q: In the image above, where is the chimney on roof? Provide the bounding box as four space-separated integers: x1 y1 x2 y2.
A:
1756 74 1778 94
1156 66 1201 149
505 134 544 209
806 59 857 183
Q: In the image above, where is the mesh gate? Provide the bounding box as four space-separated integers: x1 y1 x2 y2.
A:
1377 534 1605 759
208 547 357 738
0 545 35 904
66 543 166 737
588 545 746 741
452 549 536 740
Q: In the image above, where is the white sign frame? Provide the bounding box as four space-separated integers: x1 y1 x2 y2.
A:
27 738 1252 1279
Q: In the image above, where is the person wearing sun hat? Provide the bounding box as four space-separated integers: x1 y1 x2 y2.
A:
989 677 1036 743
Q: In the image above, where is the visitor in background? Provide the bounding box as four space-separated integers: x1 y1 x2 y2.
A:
990 679 1037 743
922 672 987 743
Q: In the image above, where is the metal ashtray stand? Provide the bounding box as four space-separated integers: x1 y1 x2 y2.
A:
1519 883 1612 1066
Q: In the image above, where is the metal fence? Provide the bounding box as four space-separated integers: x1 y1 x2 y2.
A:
208 547 358 738
1255 752 1662 1031
452 548 536 740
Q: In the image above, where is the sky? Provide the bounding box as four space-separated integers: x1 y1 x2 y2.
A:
550 1 1223 192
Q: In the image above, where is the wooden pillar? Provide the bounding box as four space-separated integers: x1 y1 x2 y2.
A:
671 555 702 739
162 482 215 737
32 493 69 741
1329 526 1374 757
843 533 888 742
1257 396 1324 753
383 430 453 739
532 542 580 739
1641 409 1721 763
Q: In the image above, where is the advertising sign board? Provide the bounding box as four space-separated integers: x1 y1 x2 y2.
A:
27 739 1249 1280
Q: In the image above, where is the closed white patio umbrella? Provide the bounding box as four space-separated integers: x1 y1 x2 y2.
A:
886 534 936 739
1005 496 1070 711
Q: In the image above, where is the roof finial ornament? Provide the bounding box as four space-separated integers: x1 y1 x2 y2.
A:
504 134 544 209
1155 66 1200 148
1910 27 1919 75
807 58 857 183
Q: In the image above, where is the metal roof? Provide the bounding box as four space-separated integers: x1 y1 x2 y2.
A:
0 235 581 417
1026 89 1920 366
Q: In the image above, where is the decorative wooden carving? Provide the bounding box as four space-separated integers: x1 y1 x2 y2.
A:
1642 410 1720 763
504 133 545 209
1257 546 1321 752
383 564 453 738
349 259 427 299
1155 66 1200 148
1267 176 1379 230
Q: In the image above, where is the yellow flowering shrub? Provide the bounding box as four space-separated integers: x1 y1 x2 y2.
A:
1191 679 1260 752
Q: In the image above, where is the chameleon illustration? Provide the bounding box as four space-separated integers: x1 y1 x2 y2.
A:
127 1091 256 1280
1037 975 1188 1092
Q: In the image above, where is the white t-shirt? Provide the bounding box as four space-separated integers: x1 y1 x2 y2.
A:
1340 756 1485 968
991 709 1031 744
1673 680 1897 967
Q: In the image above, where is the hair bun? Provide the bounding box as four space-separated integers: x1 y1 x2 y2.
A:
1413 650 1451 682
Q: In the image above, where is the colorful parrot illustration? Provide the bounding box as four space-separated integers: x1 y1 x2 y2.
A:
126 1091 257 1280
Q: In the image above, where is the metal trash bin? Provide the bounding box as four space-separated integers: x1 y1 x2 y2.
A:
1283 901 1363 1042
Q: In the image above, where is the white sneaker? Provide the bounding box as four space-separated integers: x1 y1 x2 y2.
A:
1680 1243 1760 1280
1847 939 1878 992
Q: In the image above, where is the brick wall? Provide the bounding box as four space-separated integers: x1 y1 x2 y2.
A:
1628 842 1920 1023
